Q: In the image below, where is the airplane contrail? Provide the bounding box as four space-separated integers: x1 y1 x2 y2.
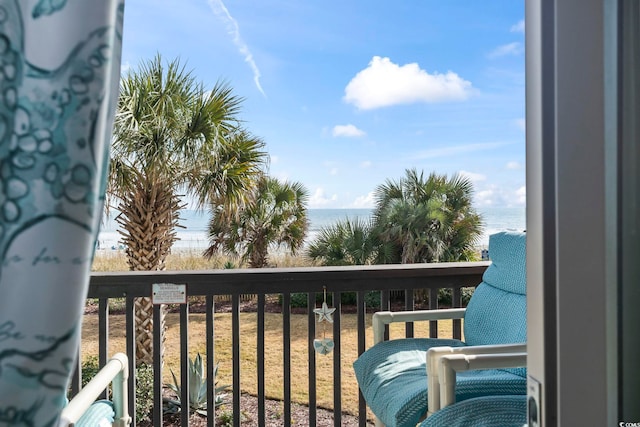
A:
208 0 266 97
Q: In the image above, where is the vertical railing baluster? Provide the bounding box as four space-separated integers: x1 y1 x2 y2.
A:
308 291 316 427
452 287 462 340
206 295 215 427
332 292 342 427
232 293 241 427
257 293 266 426
405 289 415 338
98 298 109 366
152 304 163 427
429 288 438 338
98 297 110 399
283 292 292 427
180 303 190 426
381 290 390 340
381 290 390 310
125 296 136 426
356 291 367 427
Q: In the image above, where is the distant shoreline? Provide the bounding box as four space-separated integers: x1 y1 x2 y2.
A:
97 206 525 255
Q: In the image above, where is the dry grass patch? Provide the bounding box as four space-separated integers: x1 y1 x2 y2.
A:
91 250 316 272
81 310 456 416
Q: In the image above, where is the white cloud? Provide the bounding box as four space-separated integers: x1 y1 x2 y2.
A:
360 160 372 168
506 161 522 170
270 155 279 164
344 56 473 110
488 42 523 58
332 124 366 138
120 61 130 74
515 186 526 205
514 118 526 132
413 141 509 160
460 170 487 182
474 184 526 207
511 20 525 33
329 168 338 176
475 189 496 207
350 192 375 209
309 188 338 208
208 0 265 96
273 170 289 182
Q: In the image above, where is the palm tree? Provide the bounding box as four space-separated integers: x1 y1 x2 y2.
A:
307 217 393 265
437 174 484 261
204 176 309 268
108 55 267 363
373 169 482 263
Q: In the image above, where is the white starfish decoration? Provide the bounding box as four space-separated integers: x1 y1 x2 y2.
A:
314 301 336 323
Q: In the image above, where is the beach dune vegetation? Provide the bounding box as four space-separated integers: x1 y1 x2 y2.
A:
204 175 309 268
309 169 482 266
306 216 393 266
373 168 482 263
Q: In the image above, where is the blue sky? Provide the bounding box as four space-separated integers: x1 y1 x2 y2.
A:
121 0 526 209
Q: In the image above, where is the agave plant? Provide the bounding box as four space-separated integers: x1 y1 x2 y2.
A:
163 353 229 416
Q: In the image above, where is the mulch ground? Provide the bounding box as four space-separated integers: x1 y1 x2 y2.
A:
137 392 373 426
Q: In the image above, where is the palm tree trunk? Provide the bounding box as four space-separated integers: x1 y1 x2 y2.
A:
248 236 269 268
115 178 182 365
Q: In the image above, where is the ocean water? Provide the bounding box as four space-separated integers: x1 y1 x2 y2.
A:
97 207 525 251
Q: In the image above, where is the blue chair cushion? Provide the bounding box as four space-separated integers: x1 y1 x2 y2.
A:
463 283 527 379
463 231 527 376
463 283 527 349
481 231 526 295
419 395 527 427
74 400 115 427
354 338 464 427
353 338 527 427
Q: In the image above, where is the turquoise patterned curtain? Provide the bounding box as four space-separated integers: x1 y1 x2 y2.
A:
0 1 123 425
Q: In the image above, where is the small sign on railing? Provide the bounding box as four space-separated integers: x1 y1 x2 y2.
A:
152 283 187 304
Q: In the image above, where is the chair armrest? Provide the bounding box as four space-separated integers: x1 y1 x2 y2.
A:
426 343 526 416
439 351 527 410
61 353 131 427
372 308 466 344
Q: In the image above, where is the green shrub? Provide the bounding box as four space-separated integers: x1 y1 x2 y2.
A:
80 356 102 389
285 287 471 309
135 363 154 423
283 291 381 308
218 410 233 427
364 290 381 308
338 292 356 305
434 287 475 307
288 292 310 308
437 288 453 306
78 357 153 423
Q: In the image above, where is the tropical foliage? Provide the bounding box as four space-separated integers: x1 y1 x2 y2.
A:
107 54 267 363
163 353 229 416
205 175 309 268
306 217 392 265
308 169 482 266
373 169 482 263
